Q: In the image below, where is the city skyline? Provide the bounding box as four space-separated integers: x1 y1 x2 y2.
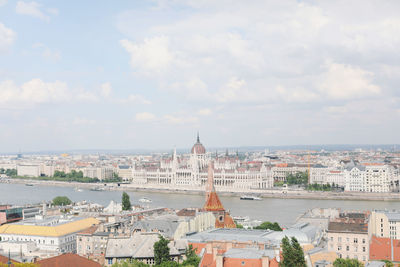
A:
1 0 400 152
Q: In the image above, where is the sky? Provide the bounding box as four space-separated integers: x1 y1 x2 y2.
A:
0 0 400 153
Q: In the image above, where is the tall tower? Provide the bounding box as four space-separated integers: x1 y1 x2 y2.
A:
205 161 214 201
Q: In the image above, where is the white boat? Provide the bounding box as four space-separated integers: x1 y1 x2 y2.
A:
90 187 105 191
138 197 152 203
240 195 262 200
74 187 83 192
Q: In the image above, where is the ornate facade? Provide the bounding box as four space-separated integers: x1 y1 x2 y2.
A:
131 134 273 190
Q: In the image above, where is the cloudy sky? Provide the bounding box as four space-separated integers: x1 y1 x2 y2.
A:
0 0 399 152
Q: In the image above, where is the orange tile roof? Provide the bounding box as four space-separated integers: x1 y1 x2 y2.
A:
369 235 400 262
36 253 101 267
204 191 225 212
0 254 18 266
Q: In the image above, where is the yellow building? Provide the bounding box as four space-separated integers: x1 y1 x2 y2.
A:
0 217 99 253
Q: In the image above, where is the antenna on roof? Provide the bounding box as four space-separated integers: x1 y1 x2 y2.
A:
197 132 200 143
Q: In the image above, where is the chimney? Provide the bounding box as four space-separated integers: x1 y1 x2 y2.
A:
261 256 269 267
216 254 223 267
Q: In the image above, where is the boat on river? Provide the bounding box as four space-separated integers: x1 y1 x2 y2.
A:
240 195 261 200
138 197 152 203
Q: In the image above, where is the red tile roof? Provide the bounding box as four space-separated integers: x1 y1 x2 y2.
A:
369 235 400 262
0 254 18 266
36 253 101 267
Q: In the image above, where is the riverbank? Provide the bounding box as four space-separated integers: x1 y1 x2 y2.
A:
1 178 400 201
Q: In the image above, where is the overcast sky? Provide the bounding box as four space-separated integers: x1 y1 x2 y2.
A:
0 0 399 152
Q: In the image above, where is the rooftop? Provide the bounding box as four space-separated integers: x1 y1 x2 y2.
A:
0 217 99 237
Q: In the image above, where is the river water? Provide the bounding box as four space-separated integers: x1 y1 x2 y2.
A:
1 183 400 227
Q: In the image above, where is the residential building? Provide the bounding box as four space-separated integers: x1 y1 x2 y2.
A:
369 210 400 239
327 212 369 262
199 247 279 267
16 165 40 177
76 225 109 265
0 216 99 253
105 232 186 266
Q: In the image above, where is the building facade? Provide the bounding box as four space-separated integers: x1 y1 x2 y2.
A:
131 134 273 190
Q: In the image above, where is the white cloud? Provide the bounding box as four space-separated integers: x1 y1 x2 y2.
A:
197 108 212 116
163 114 198 125
72 117 96 125
318 62 380 100
120 36 174 74
0 79 69 108
33 43 61 61
0 23 15 52
100 82 112 98
123 94 151 105
0 0 7 7
136 112 156 122
16 1 57 22
0 79 102 108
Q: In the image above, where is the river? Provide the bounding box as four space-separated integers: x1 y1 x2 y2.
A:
1 183 400 227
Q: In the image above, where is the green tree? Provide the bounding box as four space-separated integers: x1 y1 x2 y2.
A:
111 260 149 267
280 236 295 267
255 221 282 231
290 237 306 267
154 235 170 265
182 244 200 267
5 169 17 177
280 236 306 267
333 258 363 267
122 192 132 211
52 196 72 206
383 260 394 267
156 262 180 267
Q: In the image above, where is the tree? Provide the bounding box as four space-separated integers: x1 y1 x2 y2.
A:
182 244 200 267
280 236 306 267
255 221 282 231
111 260 149 267
52 196 72 206
383 260 394 267
333 258 363 267
154 235 170 265
122 192 132 211
290 237 306 267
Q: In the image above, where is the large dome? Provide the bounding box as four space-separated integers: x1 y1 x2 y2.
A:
191 133 206 154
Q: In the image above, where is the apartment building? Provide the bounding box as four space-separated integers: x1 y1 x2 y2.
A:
327 213 369 262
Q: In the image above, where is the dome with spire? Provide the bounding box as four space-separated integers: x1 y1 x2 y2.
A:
191 132 206 154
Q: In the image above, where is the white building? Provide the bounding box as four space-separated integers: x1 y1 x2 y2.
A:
0 215 99 253
83 167 114 180
131 134 273 190
17 165 40 177
344 162 395 193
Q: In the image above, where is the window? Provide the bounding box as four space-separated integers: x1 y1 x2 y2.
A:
108 259 113 265
338 237 342 242
354 238 358 243
330 237 333 242
346 246 349 251
362 247 366 252
338 246 341 251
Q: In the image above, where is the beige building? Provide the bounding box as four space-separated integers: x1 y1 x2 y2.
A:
76 225 109 265
327 213 369 262
369 210 400 239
